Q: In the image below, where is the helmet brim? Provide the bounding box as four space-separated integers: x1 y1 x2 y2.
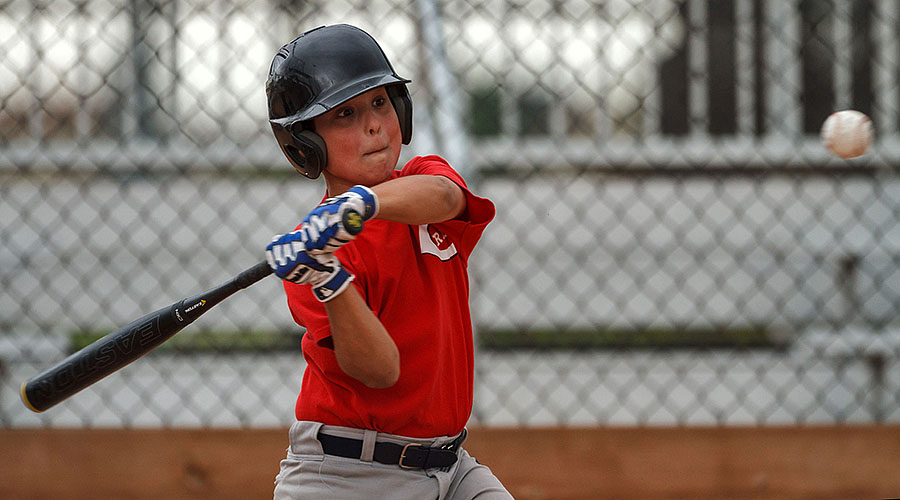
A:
272 73 410 126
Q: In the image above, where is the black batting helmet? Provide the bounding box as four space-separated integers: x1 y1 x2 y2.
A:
266 24 413 179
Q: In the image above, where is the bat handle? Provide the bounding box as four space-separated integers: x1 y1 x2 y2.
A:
233 260 274 289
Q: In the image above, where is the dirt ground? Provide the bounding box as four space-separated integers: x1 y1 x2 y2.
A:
2 425 899 500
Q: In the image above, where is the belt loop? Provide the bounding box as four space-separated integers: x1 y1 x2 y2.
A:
360 429 377 463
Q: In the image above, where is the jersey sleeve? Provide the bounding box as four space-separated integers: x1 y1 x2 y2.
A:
399 155 495 259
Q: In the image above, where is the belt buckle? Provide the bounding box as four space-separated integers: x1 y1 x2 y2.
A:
399 443 422 469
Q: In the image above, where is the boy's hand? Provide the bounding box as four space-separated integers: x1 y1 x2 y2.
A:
265 230 317 282
301 185 378 256
265 232 354 302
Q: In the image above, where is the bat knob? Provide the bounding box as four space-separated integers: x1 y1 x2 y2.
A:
342 209 364 236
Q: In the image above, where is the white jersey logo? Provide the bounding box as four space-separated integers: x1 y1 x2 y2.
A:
418 224 457 261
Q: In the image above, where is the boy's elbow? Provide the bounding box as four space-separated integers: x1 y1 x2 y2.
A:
354 363 400 389
438 176 466 220
340 353 400 389
360 367 400 389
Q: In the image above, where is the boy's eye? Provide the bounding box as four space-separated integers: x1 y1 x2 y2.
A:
373 96 387 107
337 107 353 118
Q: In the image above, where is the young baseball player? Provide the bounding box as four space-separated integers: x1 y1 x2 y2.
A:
264 24 513 499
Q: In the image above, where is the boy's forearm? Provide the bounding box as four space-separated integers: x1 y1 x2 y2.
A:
325 285 400 389
370 175 465 225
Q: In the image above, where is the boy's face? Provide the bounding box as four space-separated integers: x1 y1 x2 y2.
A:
314 87 403 192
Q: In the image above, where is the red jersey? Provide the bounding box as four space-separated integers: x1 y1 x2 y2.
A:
283 155 495 438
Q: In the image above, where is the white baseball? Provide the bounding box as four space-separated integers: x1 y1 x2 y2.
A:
820 110 873 159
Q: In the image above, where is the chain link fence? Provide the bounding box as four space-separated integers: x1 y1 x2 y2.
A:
2 0 900 428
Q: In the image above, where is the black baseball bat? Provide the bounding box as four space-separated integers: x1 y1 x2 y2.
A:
20 261 273 412
21 208 365 412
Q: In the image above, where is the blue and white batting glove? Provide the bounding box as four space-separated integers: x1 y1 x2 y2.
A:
265 232 354 302
301 185 378 256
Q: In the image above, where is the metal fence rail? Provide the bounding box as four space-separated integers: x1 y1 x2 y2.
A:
2 0 900 428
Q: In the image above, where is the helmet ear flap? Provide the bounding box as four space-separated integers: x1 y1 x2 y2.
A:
278 127 327 179
386 85 413 145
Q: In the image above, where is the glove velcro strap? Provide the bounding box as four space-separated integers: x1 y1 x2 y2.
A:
313 266 354 302
349 185 379 220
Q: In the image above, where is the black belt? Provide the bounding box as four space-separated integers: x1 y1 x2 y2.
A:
317 429 465 469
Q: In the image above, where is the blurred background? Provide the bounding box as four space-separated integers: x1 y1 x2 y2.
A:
2 0 900 498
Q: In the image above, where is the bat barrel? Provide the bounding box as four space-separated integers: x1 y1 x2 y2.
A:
21 301 187 412
20 260 274 412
